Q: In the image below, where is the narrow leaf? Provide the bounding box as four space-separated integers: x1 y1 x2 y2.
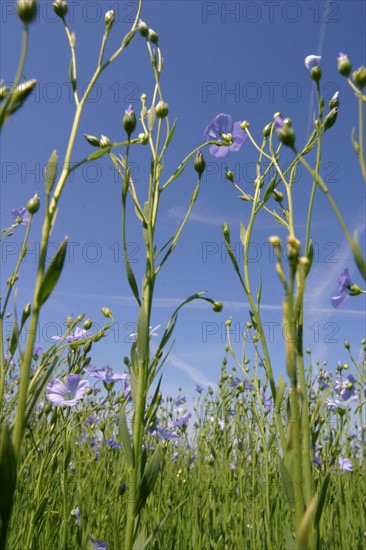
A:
314 472 331 528
119 405 133 469
37 237 68 306
44 149 58 196
135 445 161 515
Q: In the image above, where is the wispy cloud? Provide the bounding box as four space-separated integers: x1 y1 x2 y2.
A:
164 353 217 389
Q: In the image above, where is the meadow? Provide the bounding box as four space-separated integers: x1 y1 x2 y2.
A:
1 1 365 549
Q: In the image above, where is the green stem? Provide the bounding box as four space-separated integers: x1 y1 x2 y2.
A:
242 176 287 458
0 25 29 128
12 0 144 459
358 94 366 181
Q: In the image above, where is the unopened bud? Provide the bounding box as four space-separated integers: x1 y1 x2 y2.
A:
262 123 272 137
26 193 40 214
9 79 37 114
353 66 366 89
272 189 283 203
323 108 338 131
329 91 340 109
105 10 115 28
138 133 149 144
240 121 250 130
101 307 113 318
53 0 68 18
344 340 350 350
194 150 206 176
21 302 31 324
310 66 322 82
225 169 234 182
123 104 136 136
83 318 92 331
337 53 352 77
84 134 100 147
149 29 159 44
138 19 149 37
17 0 38 24
100 135 111 148
212 301 223 312
276 125 296 148
156 100 169 118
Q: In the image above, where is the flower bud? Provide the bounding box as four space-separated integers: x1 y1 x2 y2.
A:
84 134 100 147
123 104 136 137
276 125 296 148
225 169 234 183
138 133 149 144
329 91 340 110
21 302 31 324
194 150 206 176
149 29 159 44
26 193 40 214
0 86 9 101
323 107 338 131
337 52 352 77
353 66 366 89
344 340 350 350
262 123 272 137
138 19 149 37
310 66 322 82
105 10 115 28
17 0 38 24
272 189 283 203
101 307 113 318
53 0 68 18
240 121 249 130
83 318 92 331
100 135 111 148
9 79 37 114
269 236 282 247
212 301 223 312
155 100 169 118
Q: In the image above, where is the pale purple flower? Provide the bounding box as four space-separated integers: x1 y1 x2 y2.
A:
11 207 30 226
305 55 321 71
326 375 359 410
174 395 186 407
157 427 178 441
218 419 225 430
169 412 192 428
204 113 247 157
195 384 203 393
338 457 353 472
334 374 357 401
89 536 107 550
89 366 125 383
46 374 90 407
71 506 80 527
33 346 43 358
52 327 90 342
331 268 353 308
4 354 15 367
105 438 121 449
262 393 273 411
274 116 284 130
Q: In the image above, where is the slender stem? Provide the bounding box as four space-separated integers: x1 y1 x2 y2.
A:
358 94 366 181
12 0 144 459
0 25 29 128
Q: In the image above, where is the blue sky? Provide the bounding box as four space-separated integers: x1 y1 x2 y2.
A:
1 0 365 399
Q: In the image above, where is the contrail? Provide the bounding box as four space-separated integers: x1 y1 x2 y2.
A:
305 0 332 140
